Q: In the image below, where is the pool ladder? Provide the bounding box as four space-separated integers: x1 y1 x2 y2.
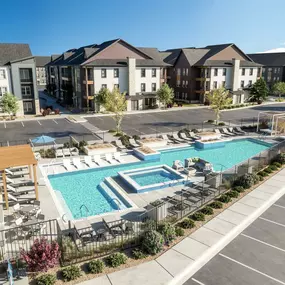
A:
80 204 89 218
111 198 121 209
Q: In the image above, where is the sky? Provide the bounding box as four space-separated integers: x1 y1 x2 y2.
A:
1 0 285 56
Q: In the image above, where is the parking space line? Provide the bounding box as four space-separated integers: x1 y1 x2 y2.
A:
97 117 103 121
4 122 6 128
7 141 9 146
219 253 285 285
191 278 206 285
259 217 285 228
273 204 285 210
53 119 58 124
241 233 285 253
21 121 24 127
37 120 42 125
149 127 157 132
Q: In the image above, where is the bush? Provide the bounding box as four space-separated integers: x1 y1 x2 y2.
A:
207 119 214 123
258 175 264 181
232 186 244 193
132 135 140 141
209 201 223 209
142 230 164 255
218 194 232 203
233 173 255 189
157 222 176 244
119 134 130 147
179 218 195 229
175 226 185 237
88 259 104 274
62 265 81 282
20 238 60 272
258 171 267 177
190 212 205 221
218 122 225 126
199 206 214 215
132 249 147 260
252 173 260 184
36 274 56 285
273 153 285 164
227 190 239 198
106 252 127 268
269 165 278 171
264 167 273 173
273 162 282 168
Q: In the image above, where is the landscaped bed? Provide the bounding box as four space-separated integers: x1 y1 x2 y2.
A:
83 143 117 155
138 137 167 148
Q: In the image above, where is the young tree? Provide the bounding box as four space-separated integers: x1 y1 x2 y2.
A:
0 93 19 118
156 83 174 108
102 88 127 134
249 77 269 103
272 82 285 99
96 87 110 105
206 87 232 124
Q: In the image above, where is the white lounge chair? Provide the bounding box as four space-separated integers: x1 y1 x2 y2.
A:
172 160 184 171
63 148 71 157
93 155 106 166
222 128 235 136
72 157 82 169
189 132 198 139
114 152 124 163
56 149 64 157
34 152 41 160
235 127 246 134
129 139 139 148
161 134 171 144
7 184 35 194
5 168 29 177
180 133 193 141
6 177 32 186
228 127 240 135
115 140 126 150
8 193 18 202
172 134 185 142
215 128 229 137
84 156 96 167
63 159 73 171
105 153 117 164
70 147 79 156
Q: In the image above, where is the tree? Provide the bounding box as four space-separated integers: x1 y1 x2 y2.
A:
272 82 285 99
206 87 232 124
96 87 110 105
0 93 19 118
156 83 174 108
102 88 127 134
249 78 269 103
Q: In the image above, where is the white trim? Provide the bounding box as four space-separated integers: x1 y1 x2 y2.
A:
191 278 206 285
259 217 285 228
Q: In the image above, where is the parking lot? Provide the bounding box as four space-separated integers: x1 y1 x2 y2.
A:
185 194 285 285
0 118 97 146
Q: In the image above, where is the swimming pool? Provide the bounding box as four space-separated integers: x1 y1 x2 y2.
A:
132 171 179 186
48 138 271 219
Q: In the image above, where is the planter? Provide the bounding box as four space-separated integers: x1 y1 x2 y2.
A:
83 144 117 156
133 148 161 161
195 140 225 149
146 203 168 221
137 139 167 148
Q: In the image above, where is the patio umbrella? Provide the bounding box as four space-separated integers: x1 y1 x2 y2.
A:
31 135 55 144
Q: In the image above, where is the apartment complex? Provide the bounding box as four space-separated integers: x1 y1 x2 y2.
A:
34 56 51 89
162 44 262 104
247 52 285 88
0 43 39 115
46 39 169 111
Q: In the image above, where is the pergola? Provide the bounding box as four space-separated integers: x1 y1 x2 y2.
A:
0 145 38 209
257 111 285 136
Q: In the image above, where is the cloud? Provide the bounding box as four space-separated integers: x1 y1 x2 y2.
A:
257 47 285 53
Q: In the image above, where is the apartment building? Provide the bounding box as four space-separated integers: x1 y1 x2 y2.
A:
34 56 51 89
161 44 262 104
46 39 169 111
247 52 285 88
0 43 39 115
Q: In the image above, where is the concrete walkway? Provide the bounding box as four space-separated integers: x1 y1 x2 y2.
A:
78 168 285 285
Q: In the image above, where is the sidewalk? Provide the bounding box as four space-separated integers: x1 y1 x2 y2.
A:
78 169 285 285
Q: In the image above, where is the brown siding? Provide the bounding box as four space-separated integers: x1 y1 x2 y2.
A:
209 46 248 61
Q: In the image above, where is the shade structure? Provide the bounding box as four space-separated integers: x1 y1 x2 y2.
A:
31 135 55 144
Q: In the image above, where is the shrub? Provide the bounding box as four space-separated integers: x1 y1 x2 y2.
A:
179 218 195 229
36 274 56 285
232 186 245 193
132 135 140 141
20 238 60 272
106 252 127 268
207 119 214 123
233 173 255 189
252 173 260 184
199 206 214 215
120 134 130 147
88 259 104 274
175 226 185 236
209 201 223 209
142 230 164 255
264 167 273 173
227 190 239 198
258 175 264 181
218 122 225 126
273 153 285 164
190 212 205 221
269 165 278 171
132 249 147 260
157 222 176 244
258 171 267 177
218 194 232 203
273 162 282 168
62 265 81 282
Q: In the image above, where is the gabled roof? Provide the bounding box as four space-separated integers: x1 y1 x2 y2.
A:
160 49 182 65
247 52 285 66
34 56 51 67
182 48 210 65
0 43 32 65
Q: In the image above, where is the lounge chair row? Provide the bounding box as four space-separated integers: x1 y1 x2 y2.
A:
114 139 139 150
56 147 79 157
215 127 246 137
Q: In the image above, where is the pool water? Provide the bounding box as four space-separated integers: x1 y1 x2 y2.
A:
131 170 180 186
48 139 271 219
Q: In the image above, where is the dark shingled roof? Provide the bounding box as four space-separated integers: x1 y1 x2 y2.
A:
182 48 210 65
247 53 285 66
160 49 182 65
201 60 262 67
0 43 32 65
34 56 51 67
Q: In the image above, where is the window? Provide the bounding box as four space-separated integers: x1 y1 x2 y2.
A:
0 87 7 97
241 68 245 76
222 81 226 87
141 68 146 77
152 68 156 77
114 84 119 89
151 83 156 92
21 86 32 98
101 69 107 78
176 91 179 98
249 68 253 76
214 68 218 76
176 80 180 87
267 68 272 81
114 68 119 78
182 68 185 76
277 77 280 81
186 68 189 76
145 98 150 106
185 80 188 88
222 68 226 76
274 68 278 73
213 81 217 89
141 83 146 92
182 80 185 87
273 77 276 81
20 68 32 82
248 80 252 86
240 80 244 88
277 67 281 73
0 69 6 79
177 68 181 76
101 84 107 89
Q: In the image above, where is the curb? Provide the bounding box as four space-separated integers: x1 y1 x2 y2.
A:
169 183 285 285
